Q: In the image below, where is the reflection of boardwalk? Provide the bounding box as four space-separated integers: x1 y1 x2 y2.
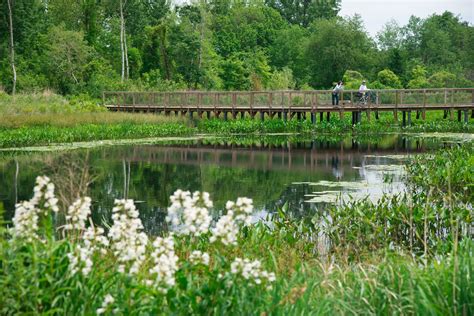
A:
117 143 426 172
104 88 474 125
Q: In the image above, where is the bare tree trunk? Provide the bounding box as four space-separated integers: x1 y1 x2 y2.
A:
120 0 125 82
124 21 129 80
7 0 17 95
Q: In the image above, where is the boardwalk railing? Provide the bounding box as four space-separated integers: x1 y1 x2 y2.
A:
103 88 474 124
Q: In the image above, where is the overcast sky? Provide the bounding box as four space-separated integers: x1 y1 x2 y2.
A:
339 0 473 37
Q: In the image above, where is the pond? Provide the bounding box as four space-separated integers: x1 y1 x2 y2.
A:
0 133 468 235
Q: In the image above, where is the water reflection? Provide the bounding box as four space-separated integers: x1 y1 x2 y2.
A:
0 135 450 234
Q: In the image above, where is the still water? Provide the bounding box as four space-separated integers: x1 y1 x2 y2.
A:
0 134 459 234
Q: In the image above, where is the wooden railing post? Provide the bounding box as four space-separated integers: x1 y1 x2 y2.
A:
422 89 426 120
394 90 398 122
339 90 344 119
268 92 273 111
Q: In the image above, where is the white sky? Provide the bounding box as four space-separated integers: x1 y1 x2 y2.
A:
339 0 474 37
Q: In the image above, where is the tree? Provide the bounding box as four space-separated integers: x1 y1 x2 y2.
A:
269 24 309 86
342 70 365 90
407 65 429 89
306 17 376 88
45 26 92 94
6 0 16 95
265 0 340 27
372 69 402 89
119 0 129 82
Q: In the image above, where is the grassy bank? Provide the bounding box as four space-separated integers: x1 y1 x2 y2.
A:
0 145 472 314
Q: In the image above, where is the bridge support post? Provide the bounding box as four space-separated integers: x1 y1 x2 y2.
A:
260 112 265 121
320 112 324 122
464 110 469 123
224 111 228 121
402 111 406 127
416 111 420 120
472 110 474 118
457 110 461 122
278 112 282 119
407 111 412 126
326 112 330 122
189 111 193 119
206 111 211 119
351 112 355 125
375 111 379 120
283 111 288 122
297 112 301 121
241 112 245 119
311 112 315 124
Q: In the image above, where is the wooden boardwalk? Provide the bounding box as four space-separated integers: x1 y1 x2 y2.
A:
104 88 474 125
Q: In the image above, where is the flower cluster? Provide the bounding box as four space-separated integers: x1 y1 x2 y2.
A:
67 225 109 276
64 197 92 231
226 197 253 226
210 198 254 246
148 236 179 292
166 190 213 236
230 258 276 288
11 201 38 241
11 176 59 241
31 176 59 214
97 294 115 314
210 214 239 246
189 250 210 266
108 199 148 275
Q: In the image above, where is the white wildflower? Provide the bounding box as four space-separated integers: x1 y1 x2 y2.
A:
31 176 59 213
189 250 210 266
65 197 92 231
11 201 39 241
226 197 253 226
210 214 239 246
67 225 109 277
230 258 276 287
97 294 115 314
108 199 148 275
149 236 179 293
11 176 60 241
166 190 212 236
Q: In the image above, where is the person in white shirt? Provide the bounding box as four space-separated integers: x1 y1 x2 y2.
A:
358 80 371 104
332 81 343 105
359 80 368 93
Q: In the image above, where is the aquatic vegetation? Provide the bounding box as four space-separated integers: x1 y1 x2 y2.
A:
0 123 193 148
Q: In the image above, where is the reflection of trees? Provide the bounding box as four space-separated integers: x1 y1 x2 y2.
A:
42 151 96 211
0 133 434 233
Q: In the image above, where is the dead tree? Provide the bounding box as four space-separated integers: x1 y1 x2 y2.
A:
119 0 129 82
7 0 17 95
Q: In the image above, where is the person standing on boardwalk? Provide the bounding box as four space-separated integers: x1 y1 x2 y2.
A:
332 81 343 105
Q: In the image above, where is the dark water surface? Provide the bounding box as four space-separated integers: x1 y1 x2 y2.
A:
0 134 457 234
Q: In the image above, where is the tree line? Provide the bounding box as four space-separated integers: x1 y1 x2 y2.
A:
0 0 473 97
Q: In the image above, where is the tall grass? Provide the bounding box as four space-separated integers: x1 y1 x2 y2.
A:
0 112 187 129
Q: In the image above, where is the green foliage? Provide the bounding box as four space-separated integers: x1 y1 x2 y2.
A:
407 65 429 89
372 69 402 89
267 67 295 90
0 2 473 95
342 70 366 89
306 17 376 88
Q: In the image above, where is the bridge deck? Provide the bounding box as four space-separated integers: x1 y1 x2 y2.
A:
103 88 474 124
